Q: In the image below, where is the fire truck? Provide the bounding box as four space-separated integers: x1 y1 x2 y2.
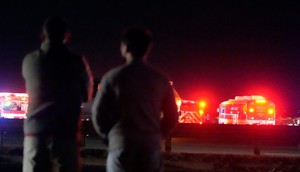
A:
0 92 28 119
218 95 276 125
177 99 207 124
170 82 207 124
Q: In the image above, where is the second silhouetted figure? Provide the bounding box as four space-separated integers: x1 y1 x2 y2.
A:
92 27 178 172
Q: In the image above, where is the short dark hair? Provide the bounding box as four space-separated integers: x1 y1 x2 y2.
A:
121 27 152 58
43 16 67 42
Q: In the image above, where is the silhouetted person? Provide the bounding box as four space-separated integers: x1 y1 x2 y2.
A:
92 27 178 172
22 16 93 172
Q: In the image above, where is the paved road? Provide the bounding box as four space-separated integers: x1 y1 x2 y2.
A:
2 134 300 172
81 136 300 156
170 138 300 156
2 134 300 156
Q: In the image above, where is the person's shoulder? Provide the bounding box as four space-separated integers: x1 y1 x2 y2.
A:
101 65 127 83
146 63 171 81
25 49 40 57
23 50 41 62
104 65 125 77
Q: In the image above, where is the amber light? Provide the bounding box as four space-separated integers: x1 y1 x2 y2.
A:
199 109 204 115
199 101 206 108
176 100 182 111
249 108 255 113
268 108 274 114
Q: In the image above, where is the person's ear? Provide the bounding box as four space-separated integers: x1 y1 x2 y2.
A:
121 42 126 50
63 31 71 44
39 32 46 42
120 42 128 57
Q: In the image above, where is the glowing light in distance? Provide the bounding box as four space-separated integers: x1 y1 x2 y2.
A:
249 108 255 113
268 109 274 114
255 99 266 104
199 101 206 108
199 109 204 115
4 102 11 106
176 100 182 108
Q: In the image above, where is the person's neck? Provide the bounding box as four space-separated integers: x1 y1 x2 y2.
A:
43 39 64 46
126 56 145 64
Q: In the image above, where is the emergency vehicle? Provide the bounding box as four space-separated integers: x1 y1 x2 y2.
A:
170 82 207 124
218 95 276 125
0 92 28 119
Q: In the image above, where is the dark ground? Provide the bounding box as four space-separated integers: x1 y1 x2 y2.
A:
0 163 106 172
1 147 300 172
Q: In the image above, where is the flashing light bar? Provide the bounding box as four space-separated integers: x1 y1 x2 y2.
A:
255 99 266 104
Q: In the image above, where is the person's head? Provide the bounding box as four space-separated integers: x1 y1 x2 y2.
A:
41 16 70 44
120 27 152 60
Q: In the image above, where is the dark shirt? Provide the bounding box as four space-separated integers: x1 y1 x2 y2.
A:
22 41 93 135
92 59 178 150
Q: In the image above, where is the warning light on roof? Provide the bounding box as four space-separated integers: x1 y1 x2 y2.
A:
255 99 266 104
199 101 206 108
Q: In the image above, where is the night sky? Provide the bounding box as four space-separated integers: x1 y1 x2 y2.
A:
0 1 300 116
